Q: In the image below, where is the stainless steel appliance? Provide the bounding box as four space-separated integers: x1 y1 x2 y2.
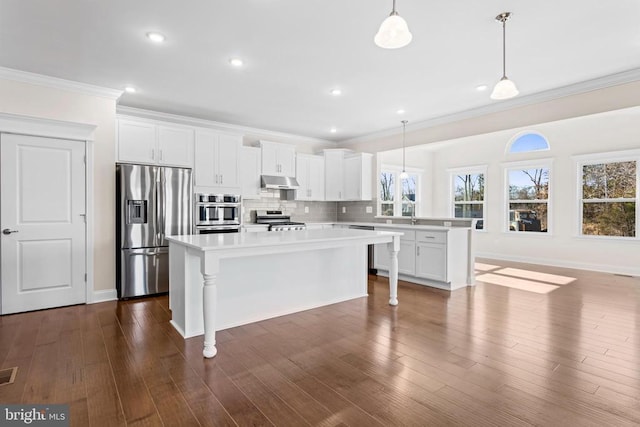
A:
116 164 192 299
195 194 241 234
255 210 306 231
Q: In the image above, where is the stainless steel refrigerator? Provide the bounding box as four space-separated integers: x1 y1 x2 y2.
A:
116 163 192 299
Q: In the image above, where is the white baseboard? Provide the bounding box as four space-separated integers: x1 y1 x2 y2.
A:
88 288 118 304
476 252 640 277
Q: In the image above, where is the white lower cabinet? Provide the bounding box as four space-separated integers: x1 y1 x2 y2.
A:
374 229 415 275
374 226 471 290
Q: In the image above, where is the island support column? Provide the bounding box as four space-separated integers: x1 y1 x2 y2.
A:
387 235 400 306
201 253 220 358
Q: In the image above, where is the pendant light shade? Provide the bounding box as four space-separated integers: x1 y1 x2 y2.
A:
491 12 519 100
375 0 412 49
399 120 409 179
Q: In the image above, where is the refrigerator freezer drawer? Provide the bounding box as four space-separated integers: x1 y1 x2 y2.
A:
118 247 169 298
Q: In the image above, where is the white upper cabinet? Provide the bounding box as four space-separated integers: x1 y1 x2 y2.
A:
324 149 372 201
117 118 193 167
324 149 347 201
296 154 325 201
194 130 241 191
344 152 373 201
240 146 261 200
260 141 296 177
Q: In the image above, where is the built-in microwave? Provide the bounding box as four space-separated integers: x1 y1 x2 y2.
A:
194 194 241 231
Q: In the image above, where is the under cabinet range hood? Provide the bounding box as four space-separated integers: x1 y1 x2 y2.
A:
260 175 300 190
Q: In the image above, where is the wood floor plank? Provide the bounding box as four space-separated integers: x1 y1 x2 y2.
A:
0 258 638 426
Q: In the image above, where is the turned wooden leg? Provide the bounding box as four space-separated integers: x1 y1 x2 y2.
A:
202 272 218 358
388 236 400 306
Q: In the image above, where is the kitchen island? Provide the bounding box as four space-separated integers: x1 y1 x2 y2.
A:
166 228 402 358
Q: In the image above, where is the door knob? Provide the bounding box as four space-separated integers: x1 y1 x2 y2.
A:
2 229 18 235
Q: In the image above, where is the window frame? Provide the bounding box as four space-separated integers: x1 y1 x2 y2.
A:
574 149 640 240
378 165 422 217
502 158 554 236
506 130 551 155
448 165 487 231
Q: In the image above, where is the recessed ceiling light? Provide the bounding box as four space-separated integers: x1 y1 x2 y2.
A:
229 58 244 67
124 86 137 94
476 84 488 92
146 32 166 43
396 109 406 115
330 88 342 96
330 127 337 133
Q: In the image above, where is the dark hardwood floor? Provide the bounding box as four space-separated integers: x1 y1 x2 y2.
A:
1 258 639 426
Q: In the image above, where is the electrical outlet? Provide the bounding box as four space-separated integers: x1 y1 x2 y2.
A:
304 206 309 213
366 206 373 213
386 219 392 224
444 221 452 227
341 206 346 214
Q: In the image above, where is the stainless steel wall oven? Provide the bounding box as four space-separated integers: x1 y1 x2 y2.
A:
195 194 241 234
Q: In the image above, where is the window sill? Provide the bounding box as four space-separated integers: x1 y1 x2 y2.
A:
501 231 553 238
573 234 638 243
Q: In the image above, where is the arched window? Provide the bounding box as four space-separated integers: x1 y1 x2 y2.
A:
508 132 550 154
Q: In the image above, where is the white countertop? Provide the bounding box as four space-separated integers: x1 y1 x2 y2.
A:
167 228 402 251
313 221 466 231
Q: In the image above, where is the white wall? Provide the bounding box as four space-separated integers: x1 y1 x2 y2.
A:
429 107 640 275
0 78 117 292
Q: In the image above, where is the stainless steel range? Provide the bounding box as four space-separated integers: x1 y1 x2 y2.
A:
255 210 306 231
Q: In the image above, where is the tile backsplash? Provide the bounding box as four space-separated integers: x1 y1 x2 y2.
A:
242 189 338 223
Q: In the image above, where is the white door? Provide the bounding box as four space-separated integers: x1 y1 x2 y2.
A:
1 133 86 314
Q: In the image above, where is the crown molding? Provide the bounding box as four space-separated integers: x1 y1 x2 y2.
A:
0 67 123 100
0 112 97 141
116 105 336 146
339 67 640 146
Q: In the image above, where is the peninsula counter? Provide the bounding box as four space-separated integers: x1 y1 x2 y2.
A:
166 229 402 358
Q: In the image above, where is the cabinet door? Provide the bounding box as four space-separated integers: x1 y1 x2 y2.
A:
194 130 217 187
295 156 310 201
240 147 261 199
308 156 325 201
261 143 279 175
398 241 416 275
117 120 156 164
278 145 296 177
344 156 360 200
324 151 344 200
217 134 241 187
157 126 193 167
416 243 447 282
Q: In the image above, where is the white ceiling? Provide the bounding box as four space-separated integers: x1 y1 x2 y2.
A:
1 0 639 142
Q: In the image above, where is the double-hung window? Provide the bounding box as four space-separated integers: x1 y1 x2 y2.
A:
504 160 552 233
449 166 486 229
577 151 638 238
379 166 421 217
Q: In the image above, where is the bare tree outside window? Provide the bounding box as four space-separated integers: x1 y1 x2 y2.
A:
454 173 485 228
582 161 636 237
508 168 549 232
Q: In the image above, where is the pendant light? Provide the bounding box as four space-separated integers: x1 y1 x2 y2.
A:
374 0 413 49
490 12 519 100
399 120 409 180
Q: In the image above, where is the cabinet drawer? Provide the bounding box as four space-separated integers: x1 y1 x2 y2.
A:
416 230 446 244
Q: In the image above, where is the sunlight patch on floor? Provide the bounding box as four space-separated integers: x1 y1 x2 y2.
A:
495 267 576 285
474 262 502 272
475 273 560 294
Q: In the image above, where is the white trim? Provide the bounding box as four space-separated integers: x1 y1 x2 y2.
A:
0 112 96 141
477 251 640 277
572 148 640 162
339 67 640 146
85 140 96 305
117 106 335 146
0 66 123 100
88 289 118 304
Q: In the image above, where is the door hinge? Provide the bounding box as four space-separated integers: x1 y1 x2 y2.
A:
80 213 86 223
84 273 87 282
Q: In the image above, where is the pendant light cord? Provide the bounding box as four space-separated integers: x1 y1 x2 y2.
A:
502 18 507 78
401 120 407 172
